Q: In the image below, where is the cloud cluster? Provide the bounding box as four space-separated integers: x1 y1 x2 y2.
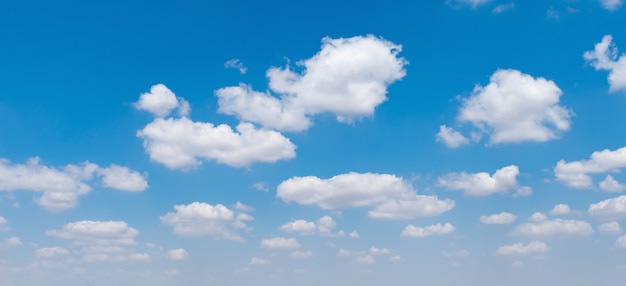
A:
46 220 149 263
585 35 626 92
438 165 527 197
276 172 454 219
438 69 572 146
215 35 407 132
554 146 626 189
0 157 147 211
160 202 253 241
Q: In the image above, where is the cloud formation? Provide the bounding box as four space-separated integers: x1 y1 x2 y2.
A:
584 35 626 92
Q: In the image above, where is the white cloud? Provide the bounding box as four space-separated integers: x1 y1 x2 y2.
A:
0 216 8 231
36 247 70 258
401 223 456 238
224 59 247 74
349 231 360 239
438 165 522 197
436 125 469 148
248 257 270 265
215 35 407 132
449 0 492 8
252 182 269 192
355 255 375 265
167 248 188 261
134 84 189 117
97 165 148 192
549 204 571 216
369 247 390 256
316 216 338 236
290 250 313 259
160 202 250 241
600 175 626 192
137 118 296 169
496 241 550 255
46 220 146 262
599 0 623 11
584 35 626 92
529 212 548 222
279 220 317 235
260 237 300 249
5 237 22 247
555 146 626 189
389 255 402 262
456 69 572 144
0 157 147 211
617 235 626 248
599 221 622 234
588 195 626 220
233 202 255 212
510 219 593 238
277 172 454 219
480 212 517 224
492 3 515 13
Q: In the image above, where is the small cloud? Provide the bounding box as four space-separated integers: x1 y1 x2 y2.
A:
349 231 360 239
225 59 248 74
492 3 514 14
252 182 269 192
248 257 270 265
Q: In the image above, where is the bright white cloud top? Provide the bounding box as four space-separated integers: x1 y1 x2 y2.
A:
480 212 517 224
585 35 626 92
438 165 525 197
554 146 626 189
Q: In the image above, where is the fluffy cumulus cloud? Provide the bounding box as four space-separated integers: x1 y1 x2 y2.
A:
496 241 550 255
401 223 456 238
167 248 188 261
600 175 626 192
277 172 454 219
585 35 626 92
438 165 524 197
46 220 149 263
554 146 626 189
0 157 147 211
549 204 571 216
260 237 300 249
215 35 407 132
480 212 517 224
599 0 623 11
599 221 622 234
278 216 343 236
510 219 593 238
436 125 469 148
447 69 571 144
138 118 296 169
160 202 253 241
134 84 190 117
588 196 626 220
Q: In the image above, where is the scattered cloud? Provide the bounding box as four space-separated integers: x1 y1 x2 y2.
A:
443 250 469 257
480 212 517 224
0 157 147 211
277 172 454 219
584 35 626 92
215 35 407 132
438 165 523 197
549 204 571 216
160 202 251 241
588 195 626 220
510 219 593 238
36 247 70 258
134 84 190 117
248 257 270 265
436 125 469 148
224 59 247 74
616 234 626 248
401 223 455 238
355 255 375 264
600 175 626 192
290 250 313 259
599 221 622 234
554 146 626 189
496 241 550 255
449 69 571 144
278 216 343 236
599 0 623 11
492 3 515 14
260 237 300 249
448 0 492 9
349 231 360 239
167 248 188 261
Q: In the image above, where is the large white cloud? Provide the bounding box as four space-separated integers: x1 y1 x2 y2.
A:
137 118 296 169
496 241 550 255
0 157 147 211
588 195 626 220
480 212 517 224
134 84 190 117
438 165 523 197
215 35 407 132
510 219 593 238
585 35 626 92
554 146 626 189
401 223 456 238
448 69 571 144
276 172 454 219
46 220 149 263
160 202 252 241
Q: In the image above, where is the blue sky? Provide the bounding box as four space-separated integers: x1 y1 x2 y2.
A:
2 0 626 285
